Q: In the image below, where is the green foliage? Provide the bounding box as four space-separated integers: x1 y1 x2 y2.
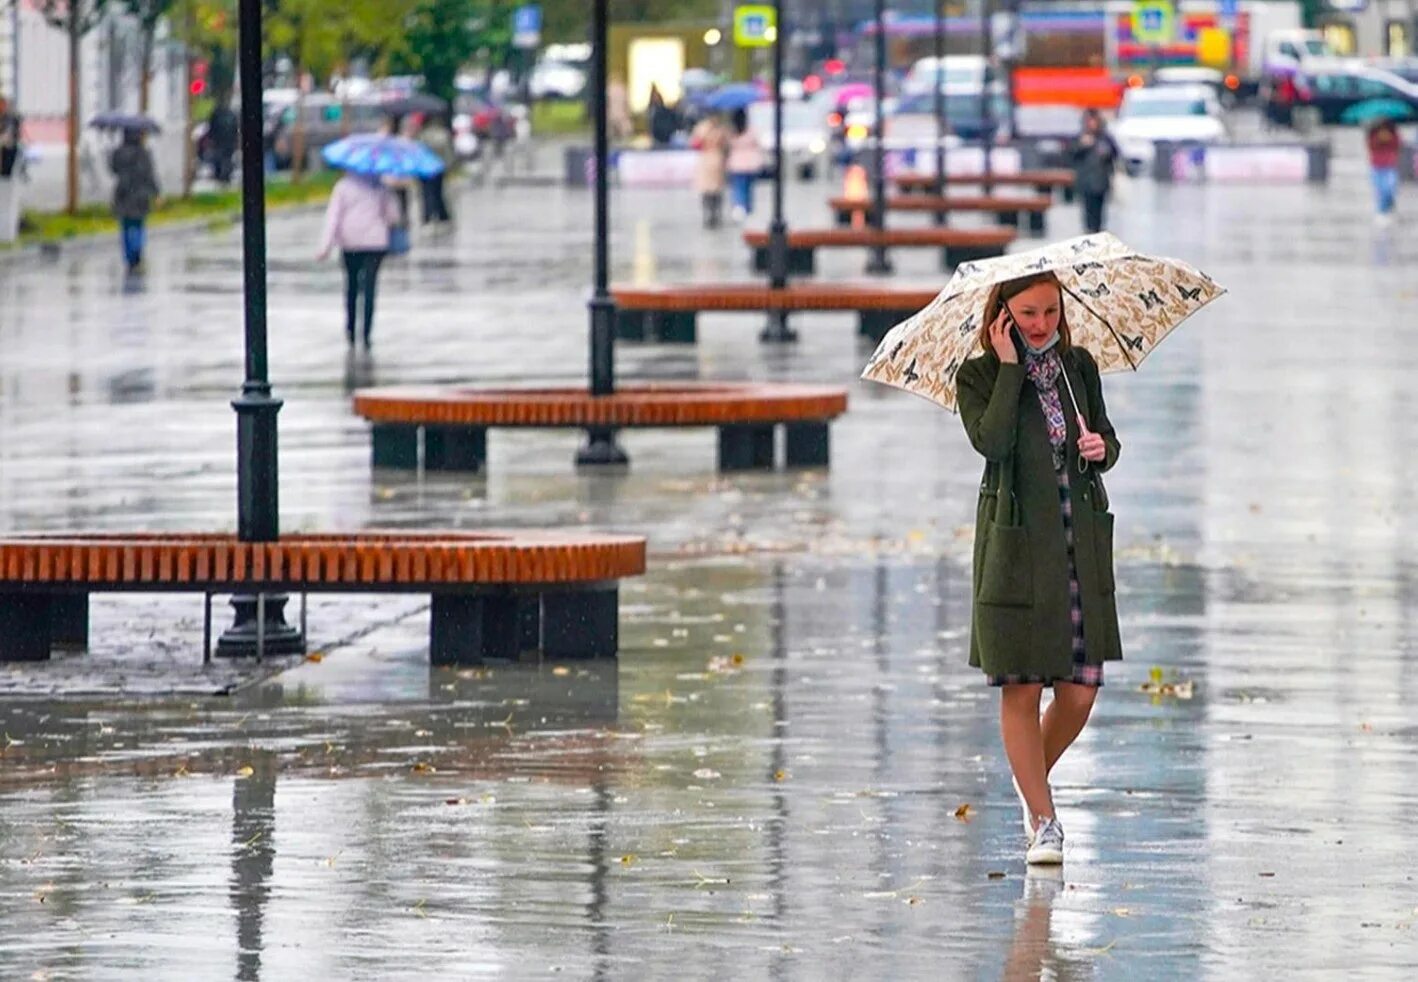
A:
14 172 339 246
541 0 721 41
398 0 487 105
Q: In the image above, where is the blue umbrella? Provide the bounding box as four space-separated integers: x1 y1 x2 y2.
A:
89 111 161 134
1339 98 1416 126
704 83 766 112
321 134 445 178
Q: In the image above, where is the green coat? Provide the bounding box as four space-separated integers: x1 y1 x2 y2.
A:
956 346 1123 678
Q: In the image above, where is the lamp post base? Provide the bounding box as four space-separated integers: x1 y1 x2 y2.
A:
215 593 305 658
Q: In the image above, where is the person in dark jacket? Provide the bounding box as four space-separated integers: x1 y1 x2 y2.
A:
647 84 679 147
1069 110 1119 235
955 270 1122 866
208 101 239 184
110 129 160 273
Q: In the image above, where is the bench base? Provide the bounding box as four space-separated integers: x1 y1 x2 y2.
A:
942 241 1008 270
373 424 488 473
857 308 914 345
718 421 831 470
0 585 621 666
615 309 698 344
751 245 815 276
992 210 1048 237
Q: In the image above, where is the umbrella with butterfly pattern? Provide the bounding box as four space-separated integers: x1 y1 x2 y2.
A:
860 232 1225 412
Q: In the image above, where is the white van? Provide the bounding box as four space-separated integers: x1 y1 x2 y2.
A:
902 55 989 96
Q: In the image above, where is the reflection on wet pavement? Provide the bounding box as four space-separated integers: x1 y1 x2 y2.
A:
2 166 1417 977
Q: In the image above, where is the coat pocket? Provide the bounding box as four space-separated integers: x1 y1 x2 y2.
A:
979 521 1033 607
1093 510 1116 595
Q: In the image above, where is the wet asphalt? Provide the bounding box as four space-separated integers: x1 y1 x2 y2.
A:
1 139 1417 979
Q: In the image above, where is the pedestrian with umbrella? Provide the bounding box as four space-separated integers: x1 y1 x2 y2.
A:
108 125 161 274
318 133 442 348
1364 117 1402 225
862 233 1224 865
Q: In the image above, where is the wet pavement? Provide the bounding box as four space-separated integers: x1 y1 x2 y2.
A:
2 149 1418 978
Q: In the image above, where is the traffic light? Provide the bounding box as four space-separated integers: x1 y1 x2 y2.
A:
190 60 209 97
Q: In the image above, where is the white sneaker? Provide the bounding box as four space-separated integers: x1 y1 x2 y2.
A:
1012 778 1034 844
1026 817 1065 865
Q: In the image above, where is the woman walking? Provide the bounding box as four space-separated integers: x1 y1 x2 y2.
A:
954 270 1123 865
725 108 765 223
1366 118 1401 224
318 170 400 348
1069 110 1119 235
110 129 160 274
689 113 728 229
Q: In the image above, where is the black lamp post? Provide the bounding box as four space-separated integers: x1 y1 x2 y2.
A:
932 0 948 223
575 0 628 467
760 0 796 343
217 0 302 657
979 0 995 194
864 0 894 275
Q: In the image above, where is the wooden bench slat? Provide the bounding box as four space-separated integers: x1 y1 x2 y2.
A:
830 194 1052 213
742 227 1014 248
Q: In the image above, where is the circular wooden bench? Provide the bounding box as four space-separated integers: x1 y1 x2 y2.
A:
742 226 1014 275
0 531 646 665
352 382 850 474
830 194 1053 236
610 282 937 344
895 169 1076 201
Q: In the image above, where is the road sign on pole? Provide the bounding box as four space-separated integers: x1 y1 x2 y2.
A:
513 4 542 49
734 5 776 48
1131 1 1175 46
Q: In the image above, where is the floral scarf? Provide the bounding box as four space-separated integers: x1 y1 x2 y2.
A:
1024 349 1067 471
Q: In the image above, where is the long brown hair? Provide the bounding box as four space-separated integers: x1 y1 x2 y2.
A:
976 271 1072 356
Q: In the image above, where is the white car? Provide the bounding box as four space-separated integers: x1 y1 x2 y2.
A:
529 60 586 100
1112 85 1227 175
748 97 830 180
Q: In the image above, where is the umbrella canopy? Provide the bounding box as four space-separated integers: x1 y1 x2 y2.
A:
861 233 1225 412
380 93 450 118
321 134 445 179
89 112 161 134
704 83 766 111
1339 98 1415 126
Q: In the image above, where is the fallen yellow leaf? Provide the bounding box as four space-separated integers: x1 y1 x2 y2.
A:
954 803 972 820
552 666 571 676
411 762 435 774
304 652 324 663
235 765 254 778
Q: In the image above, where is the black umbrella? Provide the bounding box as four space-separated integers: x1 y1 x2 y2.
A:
380 94 449 118
89 111 161 134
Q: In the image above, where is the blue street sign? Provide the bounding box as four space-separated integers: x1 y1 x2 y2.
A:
513 5 542 49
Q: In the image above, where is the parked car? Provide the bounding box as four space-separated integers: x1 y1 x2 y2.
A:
883 90 1012 146
529 59 586 100
1112 84 1226 174
1151 66 1239 109
267 95 387 170
453 92 518 150
747 96 831 180
901 55 988 97
1296 66 1418 125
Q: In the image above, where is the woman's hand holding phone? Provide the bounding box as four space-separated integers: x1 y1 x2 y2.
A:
989 306 1018 364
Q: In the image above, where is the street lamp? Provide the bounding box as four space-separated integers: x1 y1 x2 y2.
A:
761 0 796 342
217 0 303 656
865 0 893 275
575 0 628 466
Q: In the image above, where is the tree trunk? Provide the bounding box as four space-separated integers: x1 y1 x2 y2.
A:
139 27 154 115
291 60 306 183
182 7 195 197
67 12 80 215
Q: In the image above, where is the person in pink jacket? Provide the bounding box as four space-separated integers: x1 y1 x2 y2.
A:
318 172 400 348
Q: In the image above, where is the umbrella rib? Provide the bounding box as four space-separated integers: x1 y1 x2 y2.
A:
1059 282 1138 372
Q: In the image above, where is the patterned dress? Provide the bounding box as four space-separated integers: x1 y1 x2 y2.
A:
987 349 1104 688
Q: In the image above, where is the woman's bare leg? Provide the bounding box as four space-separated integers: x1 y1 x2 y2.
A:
1000 683 1053 824
1042 681 1098 776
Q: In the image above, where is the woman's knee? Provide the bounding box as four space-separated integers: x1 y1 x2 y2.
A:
1053 682 1098 717
1000 683 1044 713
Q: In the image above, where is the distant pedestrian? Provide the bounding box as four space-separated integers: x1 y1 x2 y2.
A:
208 101 239 184
318 171 400 348
607 76 633 143
0 93 21 178
1069 110 1119 235
647 84 679 147
1366 118 1401 224
419 114 456 225
725 108 765 223
956 271 1122 867
109 129 160 274
690 114 728 228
